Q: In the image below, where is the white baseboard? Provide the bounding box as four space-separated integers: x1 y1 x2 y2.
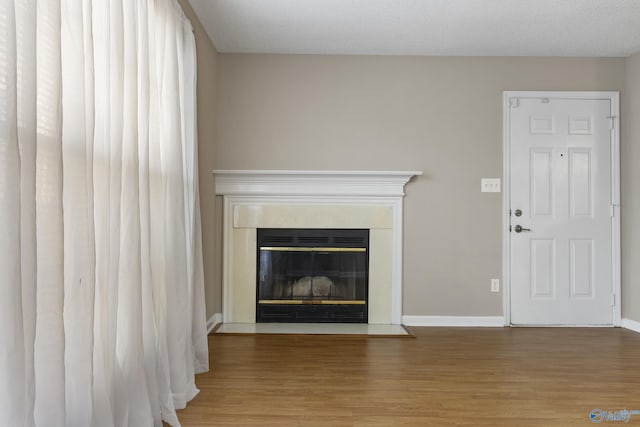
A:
206 313 223 334
621 318 640 334
402 315 506 327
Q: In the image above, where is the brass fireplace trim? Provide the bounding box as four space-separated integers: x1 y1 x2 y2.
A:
258 299 366 305
260 247 367 252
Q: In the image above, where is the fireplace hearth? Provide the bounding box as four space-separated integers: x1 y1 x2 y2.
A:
256 228 369 323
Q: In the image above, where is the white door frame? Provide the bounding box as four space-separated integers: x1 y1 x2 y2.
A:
502 91 621 326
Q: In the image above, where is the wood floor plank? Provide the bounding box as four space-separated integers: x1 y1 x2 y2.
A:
172 327 640 426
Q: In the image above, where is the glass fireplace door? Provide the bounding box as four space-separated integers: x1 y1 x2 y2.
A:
256 229 369 322
258 248 367 304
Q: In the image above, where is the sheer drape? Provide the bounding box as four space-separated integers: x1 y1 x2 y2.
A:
0 0 208 426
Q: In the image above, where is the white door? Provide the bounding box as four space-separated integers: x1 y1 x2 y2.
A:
507 93 617 325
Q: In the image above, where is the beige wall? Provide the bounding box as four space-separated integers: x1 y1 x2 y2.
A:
215 55 626 317
178 0 221 317
623 53 640 323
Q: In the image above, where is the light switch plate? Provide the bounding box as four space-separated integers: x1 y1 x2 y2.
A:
481 178 501 193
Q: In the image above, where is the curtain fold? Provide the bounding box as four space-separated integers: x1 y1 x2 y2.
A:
0 0 208 426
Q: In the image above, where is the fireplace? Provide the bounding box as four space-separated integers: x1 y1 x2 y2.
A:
256 228 369 323
213 170 422 324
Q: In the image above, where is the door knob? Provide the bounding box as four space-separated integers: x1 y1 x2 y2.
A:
514 225 531 233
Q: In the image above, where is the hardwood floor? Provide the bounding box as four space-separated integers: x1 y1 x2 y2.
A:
174 327 640 426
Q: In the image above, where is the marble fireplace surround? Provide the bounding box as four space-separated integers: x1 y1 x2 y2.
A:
213 170 422 325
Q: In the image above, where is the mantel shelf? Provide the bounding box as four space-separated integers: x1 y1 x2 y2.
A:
213 170 423 197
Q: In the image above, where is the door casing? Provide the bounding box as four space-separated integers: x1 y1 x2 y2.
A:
502 91 621 326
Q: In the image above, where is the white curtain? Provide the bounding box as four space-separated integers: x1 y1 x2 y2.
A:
0 0 209 425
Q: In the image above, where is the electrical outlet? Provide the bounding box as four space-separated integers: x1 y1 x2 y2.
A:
481 178 501 193
491 279 500 293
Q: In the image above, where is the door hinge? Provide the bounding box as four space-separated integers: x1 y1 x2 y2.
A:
610 204 619 218
510 98 520 108
606 115 617 130
611 293 616 307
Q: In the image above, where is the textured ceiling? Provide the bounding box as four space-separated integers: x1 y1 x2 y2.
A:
187 0 640 57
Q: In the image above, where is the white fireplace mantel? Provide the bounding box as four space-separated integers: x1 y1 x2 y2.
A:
213 170 422 325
